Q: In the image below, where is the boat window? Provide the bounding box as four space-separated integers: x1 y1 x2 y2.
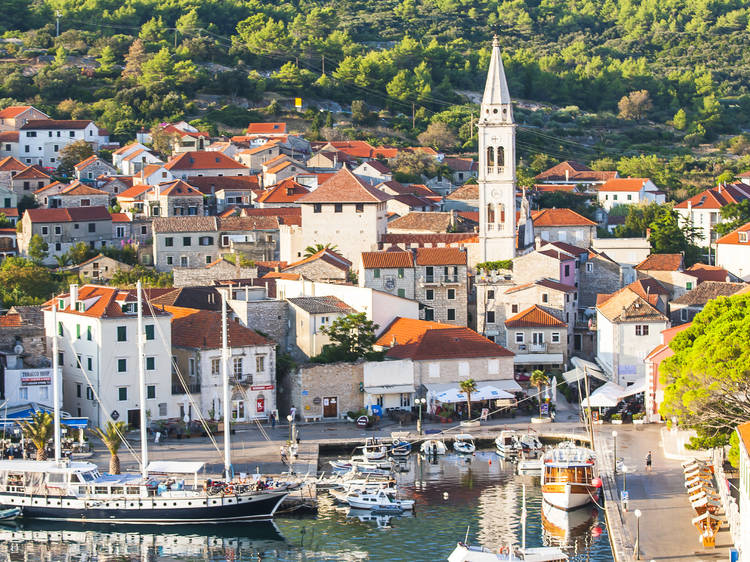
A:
127 487 140 495
79 471 97 482
111 487 124 495
47 473 66 483
94 486 109 494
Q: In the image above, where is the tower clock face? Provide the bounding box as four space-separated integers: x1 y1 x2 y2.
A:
490 188 500 198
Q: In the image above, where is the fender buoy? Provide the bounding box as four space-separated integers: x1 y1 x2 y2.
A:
500 547 509 555
224 485 234 495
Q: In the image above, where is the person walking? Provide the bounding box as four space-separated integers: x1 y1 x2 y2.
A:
646 450 652 472
270 410 276 429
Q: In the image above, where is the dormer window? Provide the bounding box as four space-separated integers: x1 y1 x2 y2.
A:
121 302 138 314
740 232 748 243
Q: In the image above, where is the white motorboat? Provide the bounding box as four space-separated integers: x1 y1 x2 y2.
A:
453 434 476 454
345 488 415 511
329 456 392 475
495 430 520 459
447 542 568 561
362 437 388 461
420 439 447 456
517 431 544 457
541 442 599 511
516 457 543 475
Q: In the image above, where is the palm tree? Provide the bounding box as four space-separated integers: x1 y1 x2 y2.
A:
303 243 339 257
20 411 54 461
530 370 550 420
54 253 71 268
459 378 478 419
92 421 128 474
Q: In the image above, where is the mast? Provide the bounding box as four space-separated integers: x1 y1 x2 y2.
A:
137 281 149 480
52 302 62 464
583 366 595 448
221 291 232 481
521 482 527 551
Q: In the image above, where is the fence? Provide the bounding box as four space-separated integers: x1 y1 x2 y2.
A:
712 447 742 553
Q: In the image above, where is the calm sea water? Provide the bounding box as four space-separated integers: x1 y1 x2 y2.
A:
0 451 613 561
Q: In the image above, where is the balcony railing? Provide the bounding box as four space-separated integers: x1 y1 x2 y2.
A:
421 274 461 285
528 343 548 353
172 381 201 394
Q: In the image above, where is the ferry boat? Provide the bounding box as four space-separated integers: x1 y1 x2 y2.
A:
0 283 288 524
540 442 599 511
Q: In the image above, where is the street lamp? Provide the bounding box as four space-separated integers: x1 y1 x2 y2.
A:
634 509 642 559
286 414 293 444
612 430 618 475
416 398 427 435
622 464 629 511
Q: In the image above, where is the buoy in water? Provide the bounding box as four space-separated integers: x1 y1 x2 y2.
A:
443 492 449 500
591 477 603 489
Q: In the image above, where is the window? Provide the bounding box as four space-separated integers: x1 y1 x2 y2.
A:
158 402 167 416
141 226 147 235
447 289 455 300
146 357 155 370
355 204 364 213
86 386 94 400
426 289 434 300
564 264 570 276
188 357 196 377
233 357 243 377
58 321 63 336
334 203 343 213
313 203 322 213
680 308 688 321
397 288 405 298
87 326 92 341
515 332 524 344
511 304 518 314
118 358 127 372
574 334 582 351
147 385 156 399
397 268 404 279
205 255 213 264
551 332 560 343
76 324 81 339
166 256 173 265
77 354 82 368
627 194 632 201
165 237 174 247
486 310 495 323
19 388 28 400
87 356 93 371
118 387 127 401
54 225 61 235
183 236 192 246
256 356 265 372
373 268 380 279
686 281 693 290
424 308 434 321
145 324 154 340
88 223 95 233
180 256 188 267
42 226 48 235
542 293 549 303
76 384 82 398
211 358 221 376
199 236 213 246
117 326 127 341
635 325 649 336
586 262 593 273
447 308 456 321
488 290 495 300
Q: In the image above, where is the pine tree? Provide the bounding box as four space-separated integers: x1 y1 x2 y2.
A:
122 39 147 78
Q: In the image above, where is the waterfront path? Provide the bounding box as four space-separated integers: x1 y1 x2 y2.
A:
595 424 734 561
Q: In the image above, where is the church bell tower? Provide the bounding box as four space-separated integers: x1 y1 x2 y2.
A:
478 35 516 262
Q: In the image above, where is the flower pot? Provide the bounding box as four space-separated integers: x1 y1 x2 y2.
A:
633 419 646 425
611 419 623 425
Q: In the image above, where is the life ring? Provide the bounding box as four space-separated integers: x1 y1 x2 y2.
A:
224 485 234 495
499 547 509 555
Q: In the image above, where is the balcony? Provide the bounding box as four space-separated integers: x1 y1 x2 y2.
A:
172 381 201 394
528 343 548 353
420 274 461 286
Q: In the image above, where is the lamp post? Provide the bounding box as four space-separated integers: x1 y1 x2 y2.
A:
634 509 642 559
622 464 629 511
612 430 618 475
286 414 293 444
416 398 426 435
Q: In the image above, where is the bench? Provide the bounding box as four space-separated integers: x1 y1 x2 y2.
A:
304 415 322 423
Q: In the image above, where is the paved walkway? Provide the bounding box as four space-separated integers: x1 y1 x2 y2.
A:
596 425 733 561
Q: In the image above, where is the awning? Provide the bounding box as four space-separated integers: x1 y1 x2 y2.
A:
146 461 205 474
563 357 609 384
581 382 626 408
513 353 564 365
621 378 646 396
60 417 88 428
435 386 515 403
364 385 416 395
424 380 522 394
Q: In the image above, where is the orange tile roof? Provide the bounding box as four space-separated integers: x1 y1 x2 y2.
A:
415 247 466 266
0 313 22 327
685 263 730 283
13 166 50 180
716 221 750 245
187 175 260 194
110 212 131 222
505 305 566 328
380 233 478 245
446 183 479 200
161 124 210 138
316 140 376 159
166 306 272 349
531 208 597 227
532 183 578 193
247 122 287 135
361 250 414 269
117 184 152 200
737 421 750 456
635 253 683 271
74 155 99 170
297 167 391 203
0 156 26 172
113 142 142 156
284 248 351 271
34 180 66 194
0 131 19 142
257 179 309 204
375 317 455 347
25 207 111 223
244 140 281 155
60 182 108 196
385 326 514 360
165 151 247 171
0 105 33 119
0 208 19 218
534 160 616 182
372 147 399 159
158 180 203 197
121 148 146 162
266 160 299 175
46 285 168 319
674 184 750 209
262 271 301 280
599 178 650 192
21 119 92 130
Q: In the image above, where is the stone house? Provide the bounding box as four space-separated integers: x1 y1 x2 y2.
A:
168 306 276 422
74 155 117 181
164 151 249 180
442 157 478 185
634 253 699 299
0 306 47 370
578 249 634 309
235 141 282 172
18 206 113 265
444 183 479 212
531 208 597 248
296 167 390 263
34 181 68 207
281 248 351 281
49 182 110 209
187 176 260 213
353 160 393 185
306 150 354 171
112 142 156 175
359 250 416 300
513 248 577 287
0 185 17 209
0 156 26 190
256 178 309 208
98 177 132 197
0 105 49 131
534 160 617 189
133 164 174 186
286 296 356 360
504 305 570 374
172 258 258 287
262 156 308 186
388 212 463 234
0 131 19 161
18 119 109 168
386 194 439 216
61 253 132 281
222 284 290 347
413 247 468 326
147 180 205 217
9 165 52 199
669 281 747 325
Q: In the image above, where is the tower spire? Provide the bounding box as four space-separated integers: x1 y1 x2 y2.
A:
482 35 513 120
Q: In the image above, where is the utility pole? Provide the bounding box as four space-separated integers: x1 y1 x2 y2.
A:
583 366 595 449
56 10 61 37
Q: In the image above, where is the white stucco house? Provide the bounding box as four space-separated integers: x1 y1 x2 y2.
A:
715 222 750 281
597 178 665 211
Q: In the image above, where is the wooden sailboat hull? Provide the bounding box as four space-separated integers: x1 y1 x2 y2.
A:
541 483 596 511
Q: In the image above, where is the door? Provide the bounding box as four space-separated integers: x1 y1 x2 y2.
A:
127 409 140 429
323 396 338 418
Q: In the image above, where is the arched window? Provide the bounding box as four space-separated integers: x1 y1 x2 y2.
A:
498 203 506 223
487 203 495 223
486 146 495 172
497 147 505 169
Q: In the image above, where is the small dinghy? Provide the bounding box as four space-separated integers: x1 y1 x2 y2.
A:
420 439 447 456
362 437 388 461
389 439 412 457
0 507 21 521
345 488 414 511
453 434 476 454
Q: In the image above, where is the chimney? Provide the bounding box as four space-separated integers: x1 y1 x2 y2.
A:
718 183 723 194
70 284 78 310
450 209 456 228
333 153 338 169
687 201 691 212
565 169 569 182
645 228 651 240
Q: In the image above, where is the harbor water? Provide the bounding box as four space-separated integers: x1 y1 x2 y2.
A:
0 450 614 561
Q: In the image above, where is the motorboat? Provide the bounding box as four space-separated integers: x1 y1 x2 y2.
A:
329 456 392 474
517 431 544 457
453 434 476 454
345 488 415 511
447 542 568 561
420 439 447 456
495 430 520 460
516 456 543 476
541 442 599 511
389 440 412 457
0 507 20 521
362 437 388 461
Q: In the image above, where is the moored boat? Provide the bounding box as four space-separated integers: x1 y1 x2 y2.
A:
447 542 568 561
495 430 520 460
420 439 447 456
540 442 599 511
345 488 414 511
362 437 388 461
389 439 412 457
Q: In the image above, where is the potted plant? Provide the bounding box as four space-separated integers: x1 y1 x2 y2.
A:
611 413 623 425
632 412 646 425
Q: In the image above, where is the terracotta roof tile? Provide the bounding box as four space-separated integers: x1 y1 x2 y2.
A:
532 184 578 193
0 131 19 142
117 184 153 200
446 183 479 200
674 184 750 210
671 281 746 305
685 263 732 283
635 254 683 271
599 178 650 192
0 313 22 327
297 167 390 203
12 166 50 180
0 105 33 119
385 326 514 360
0 208 19 218
165 151 247 171
247 122 287 135
110 212 131 223
597 284 668 323
262 271 301 280
287 296 355 314
59 182 108 196
534 161 616 182
20 119 92 130
379 233 478 246
257 179 309 203
361 251 414 269
158 180 203 197
152 216 217 233
716 221 750 245
34 180 66 194
45 285 168 319
442 157 478 172
0 156 26 172
240 207 301 226
531 208 597 227
25 207 111 223
388 212 453 232
415 247 466 266
737 422 750 459
187 175 260 194
376 317 455 346
505 305 567 327
168 307 272 348
219 216 279 231
284 248 351 271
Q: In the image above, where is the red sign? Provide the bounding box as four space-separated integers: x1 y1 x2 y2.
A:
251 385 274 391
356 416 369 428
256 397 265 413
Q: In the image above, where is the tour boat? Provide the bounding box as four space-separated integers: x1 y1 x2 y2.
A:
0 283 288 523
420 439 447 456
495 430 520 459
362 437 388 461
541 442 599 511
453 434 476 454
345 488 414 511
541 502 599 544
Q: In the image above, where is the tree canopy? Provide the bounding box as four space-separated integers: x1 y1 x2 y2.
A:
313 312 381 363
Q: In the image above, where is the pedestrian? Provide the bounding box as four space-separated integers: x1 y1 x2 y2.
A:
280 445 288 465
290 405 296 422
154 431 161 444
270 410 276 429
646 450 652 471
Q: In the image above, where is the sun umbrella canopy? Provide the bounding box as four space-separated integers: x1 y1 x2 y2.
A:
581 382 627 408
435 385 514 403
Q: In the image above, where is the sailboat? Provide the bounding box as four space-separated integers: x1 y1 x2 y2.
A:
0 282 288 523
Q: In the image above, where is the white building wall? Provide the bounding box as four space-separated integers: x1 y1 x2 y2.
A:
4 366 62 409
739 434 750 561
19 123 106 168
595 312 614 379
716 243 750 281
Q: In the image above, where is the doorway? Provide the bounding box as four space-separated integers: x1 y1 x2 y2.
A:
127 409 140 428
323 396 338 418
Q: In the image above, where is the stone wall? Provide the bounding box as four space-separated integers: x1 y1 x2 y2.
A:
173 263 258 287
512 252 561 285
414 265 468 326
0 326 47 367
280 361 364 422
284 259 347 281
242 300 289 346
579 254 624 309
